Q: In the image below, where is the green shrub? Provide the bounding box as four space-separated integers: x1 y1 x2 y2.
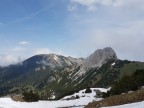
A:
23 90 39 102
102 91 111 98
75 95 80 99
103 69 144 98
85 87 92 93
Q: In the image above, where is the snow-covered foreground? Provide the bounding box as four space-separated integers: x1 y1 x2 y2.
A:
0 98 144 108
0 88 143 108
0 88 107 108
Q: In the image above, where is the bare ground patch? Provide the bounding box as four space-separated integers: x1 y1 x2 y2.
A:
85 89 144 108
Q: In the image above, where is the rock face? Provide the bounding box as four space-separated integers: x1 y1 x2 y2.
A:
84 47 117 69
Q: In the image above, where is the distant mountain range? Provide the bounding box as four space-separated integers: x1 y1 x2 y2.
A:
0 47 144 99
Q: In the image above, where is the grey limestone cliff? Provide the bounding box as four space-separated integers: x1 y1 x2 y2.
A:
83 47 117 69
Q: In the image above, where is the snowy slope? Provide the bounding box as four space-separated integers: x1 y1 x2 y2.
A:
0 88 143 108
0 88 107 108
62 88 108 100
0 98 144 108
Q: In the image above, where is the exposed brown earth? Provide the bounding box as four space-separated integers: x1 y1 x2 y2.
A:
11 94 24 102
85 88 144 108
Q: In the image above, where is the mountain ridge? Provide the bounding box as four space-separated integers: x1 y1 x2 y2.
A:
0 47 144 100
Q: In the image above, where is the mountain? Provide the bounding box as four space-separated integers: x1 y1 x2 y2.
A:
84 47 117 69
0 47 144 100
23 54 81 68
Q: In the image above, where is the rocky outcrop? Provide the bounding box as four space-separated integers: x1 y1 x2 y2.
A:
83 47 117 69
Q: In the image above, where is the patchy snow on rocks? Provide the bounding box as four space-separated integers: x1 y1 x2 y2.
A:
0 88 143 108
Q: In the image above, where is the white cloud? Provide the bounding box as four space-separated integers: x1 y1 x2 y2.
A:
19 41 29 45
69 0 144 12
70 0 96 6
65 0 144 61
33 48 52 55
67 19 144 61
33 48 66 56
68 5 78 12
9 47 26 52
112 0 125 7
100 0 113 6
0 55 23 66
69 0 98 12
87 5 97 11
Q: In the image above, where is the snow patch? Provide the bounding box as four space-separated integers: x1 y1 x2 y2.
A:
1 88 143 108
0 98 143 108
68 61 72 65
42 66 46 70
62 88 108 100
54 55 58 62
0 88 108 108
35 67 41 72
111 62 115 66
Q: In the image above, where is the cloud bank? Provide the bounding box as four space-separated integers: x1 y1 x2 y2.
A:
0 55 23 66
69 0 144 11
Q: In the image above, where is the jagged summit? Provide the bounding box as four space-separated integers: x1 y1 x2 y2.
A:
22 47 117 70
83 47 117 69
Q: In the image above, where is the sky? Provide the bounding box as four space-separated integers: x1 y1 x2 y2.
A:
0 0 144 66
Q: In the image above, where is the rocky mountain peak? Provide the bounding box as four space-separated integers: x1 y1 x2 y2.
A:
23 54 80 69
84 47 117 69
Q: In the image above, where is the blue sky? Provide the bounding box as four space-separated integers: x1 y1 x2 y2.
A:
0 0 144 66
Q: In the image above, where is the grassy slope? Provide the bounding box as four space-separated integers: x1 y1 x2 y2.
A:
1 60 144 100
120 62 144 77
